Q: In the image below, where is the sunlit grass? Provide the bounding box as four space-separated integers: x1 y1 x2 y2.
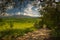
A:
13 22 34 29
0 18 40 39
0 22 35 31
0 18 39 31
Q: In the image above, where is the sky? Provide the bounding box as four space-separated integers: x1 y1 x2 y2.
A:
6 0 41 17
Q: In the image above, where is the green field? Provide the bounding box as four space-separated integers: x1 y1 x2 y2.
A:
0 18 40 30
0 17 40 39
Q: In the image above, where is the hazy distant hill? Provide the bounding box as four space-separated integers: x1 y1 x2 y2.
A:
0 15 39 18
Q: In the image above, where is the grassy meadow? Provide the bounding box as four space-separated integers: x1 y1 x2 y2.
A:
0 17 40 39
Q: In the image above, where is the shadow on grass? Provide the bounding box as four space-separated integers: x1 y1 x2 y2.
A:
0 27 36 40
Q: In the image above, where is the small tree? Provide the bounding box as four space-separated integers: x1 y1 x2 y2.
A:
9 21 13 29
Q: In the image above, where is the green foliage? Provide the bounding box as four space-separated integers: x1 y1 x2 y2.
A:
34 19 43 29
0 18 5 26
9 21 14 29
40 1 60 37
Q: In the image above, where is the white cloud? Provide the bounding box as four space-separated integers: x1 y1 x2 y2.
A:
24 4 40 17
15 12 21 15
5 0 41 17
7 6 13 9
55 0 60 2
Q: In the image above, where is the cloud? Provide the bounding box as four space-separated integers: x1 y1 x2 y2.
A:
6 0 41 17
24 3 40 17
15 12 21 15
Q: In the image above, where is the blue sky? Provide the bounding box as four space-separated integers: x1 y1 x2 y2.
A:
6 0 40 17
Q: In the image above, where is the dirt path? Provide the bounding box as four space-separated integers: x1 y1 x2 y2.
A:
16 28 51 40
